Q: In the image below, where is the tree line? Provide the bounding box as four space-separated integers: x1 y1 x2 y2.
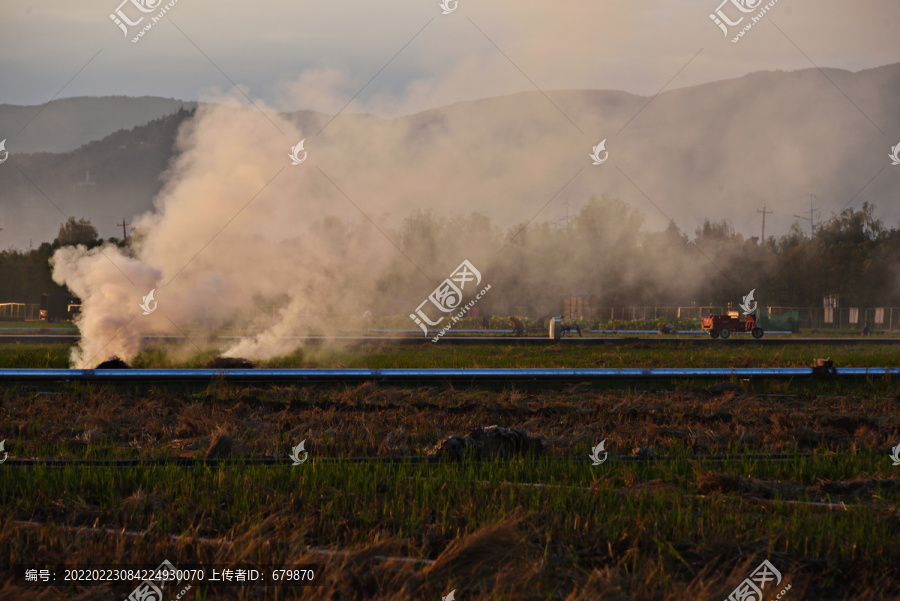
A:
2 199 898 314
367 197 900 315
0 217 121 305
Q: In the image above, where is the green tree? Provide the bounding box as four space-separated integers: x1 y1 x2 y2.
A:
56 217 98 246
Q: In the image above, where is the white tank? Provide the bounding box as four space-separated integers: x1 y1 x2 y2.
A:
549 317 562 339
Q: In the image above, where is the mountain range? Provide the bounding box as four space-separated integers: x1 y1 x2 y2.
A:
0 63 898 251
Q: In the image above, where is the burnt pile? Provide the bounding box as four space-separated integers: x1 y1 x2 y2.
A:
95 357 130 369
205 357 255 369
429 425 544 461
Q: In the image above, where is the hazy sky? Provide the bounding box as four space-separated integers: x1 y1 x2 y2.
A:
1 0 899 114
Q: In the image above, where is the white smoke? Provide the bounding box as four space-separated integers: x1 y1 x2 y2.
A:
50 245 162 367
51 100 393 367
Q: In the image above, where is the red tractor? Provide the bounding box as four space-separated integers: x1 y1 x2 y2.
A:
701 311 764 339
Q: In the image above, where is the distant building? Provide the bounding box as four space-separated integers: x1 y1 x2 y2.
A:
563 292 599 320
73 170 96 188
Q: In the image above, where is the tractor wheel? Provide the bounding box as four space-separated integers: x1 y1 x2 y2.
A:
709 329 719 338
720 328 731 339
752 327 764 339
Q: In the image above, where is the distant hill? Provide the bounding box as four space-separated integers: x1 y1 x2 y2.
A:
0 107 195 248
1 63 899 251
0 96 196 154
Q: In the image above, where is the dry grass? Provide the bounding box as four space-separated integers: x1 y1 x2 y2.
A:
1 380 899 599
2 381 899 461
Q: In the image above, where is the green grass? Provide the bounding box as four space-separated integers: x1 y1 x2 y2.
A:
84 340 900 369
278 341 900 369
0 320 78 331
0 343 70 367
4 456 897 560
1 456 896 598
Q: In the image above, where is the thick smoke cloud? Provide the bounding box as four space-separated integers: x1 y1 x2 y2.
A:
51 100 396 366
48 73 621 367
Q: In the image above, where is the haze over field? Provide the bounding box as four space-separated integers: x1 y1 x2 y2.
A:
3 62 900 250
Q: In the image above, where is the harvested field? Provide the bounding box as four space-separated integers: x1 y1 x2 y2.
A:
0 343 898 599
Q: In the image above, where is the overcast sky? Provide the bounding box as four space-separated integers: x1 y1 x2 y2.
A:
2 0 899 115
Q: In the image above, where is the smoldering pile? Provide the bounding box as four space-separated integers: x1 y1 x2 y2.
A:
205 357 255 369
95 357 131 369
429 425 544 461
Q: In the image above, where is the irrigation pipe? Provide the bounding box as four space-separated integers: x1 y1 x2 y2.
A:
1 367 899 382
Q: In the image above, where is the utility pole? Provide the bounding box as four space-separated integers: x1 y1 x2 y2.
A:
756 204 772 244
793 194 819 238
118 219 130 242
808 194 818 236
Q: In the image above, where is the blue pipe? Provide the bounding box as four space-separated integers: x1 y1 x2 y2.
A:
0 367 896 381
